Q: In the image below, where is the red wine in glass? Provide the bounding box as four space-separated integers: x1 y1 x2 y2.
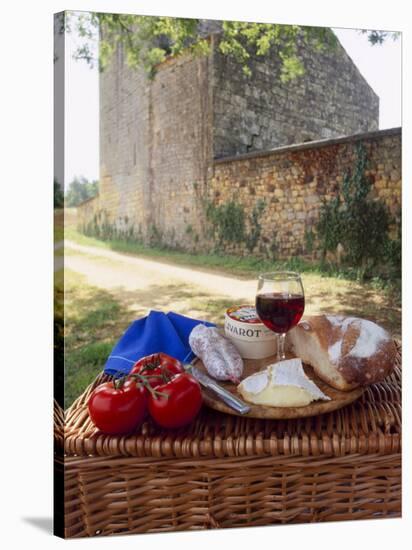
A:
256 272 305 361
255 293 305 333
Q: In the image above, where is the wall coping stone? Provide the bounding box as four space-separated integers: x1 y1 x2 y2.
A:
213 127 401 165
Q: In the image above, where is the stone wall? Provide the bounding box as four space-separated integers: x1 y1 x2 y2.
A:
79 127 401 260
78 32 395 257
212 35 379 158
208 128 401 258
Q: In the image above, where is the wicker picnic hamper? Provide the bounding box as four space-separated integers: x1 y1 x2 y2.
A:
55 343 401 538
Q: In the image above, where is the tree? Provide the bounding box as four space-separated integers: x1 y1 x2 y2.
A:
65 176 99 207
54 179 64 208
66 12 399 82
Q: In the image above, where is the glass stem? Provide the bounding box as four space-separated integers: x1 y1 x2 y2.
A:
277 332 286 361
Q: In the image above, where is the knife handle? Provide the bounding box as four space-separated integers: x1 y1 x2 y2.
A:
208 382 251 415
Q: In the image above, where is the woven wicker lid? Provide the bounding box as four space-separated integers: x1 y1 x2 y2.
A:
55 343 401 459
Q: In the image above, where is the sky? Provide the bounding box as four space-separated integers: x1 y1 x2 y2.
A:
64 21 402 186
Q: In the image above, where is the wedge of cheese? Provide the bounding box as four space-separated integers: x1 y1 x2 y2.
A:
237 358 331 407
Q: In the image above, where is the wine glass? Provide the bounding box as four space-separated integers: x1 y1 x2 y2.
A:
255 271 305 361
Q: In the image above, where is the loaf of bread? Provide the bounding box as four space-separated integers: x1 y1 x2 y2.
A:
287 315 397 391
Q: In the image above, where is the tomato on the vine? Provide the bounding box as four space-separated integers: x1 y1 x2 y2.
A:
88 379 147 434
130 352 184 388
148 372 202 429
87 354 202 434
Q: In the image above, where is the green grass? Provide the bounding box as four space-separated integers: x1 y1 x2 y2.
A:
63 269 134 409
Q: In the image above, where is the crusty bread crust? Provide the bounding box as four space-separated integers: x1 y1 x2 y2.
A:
287 315 397 391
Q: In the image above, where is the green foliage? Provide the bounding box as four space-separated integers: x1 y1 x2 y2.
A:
206 198 267 253
267 230 279 261
82 209 121 241
54 179 64 208
304 227 315 254
219 23 337 82
81 211 168 251
206 200 246 246
316 144 397 279
148 224 164 247
317 195 343 255
337 145 390 268
359 29 401 45
66 176 99 207
245 199 266 252
67 12 398 82
68 12 210 75
384 213 401 280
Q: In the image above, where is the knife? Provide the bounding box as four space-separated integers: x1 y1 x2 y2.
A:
185 364 251 415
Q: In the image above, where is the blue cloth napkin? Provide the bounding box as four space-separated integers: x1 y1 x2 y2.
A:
104 310 215 376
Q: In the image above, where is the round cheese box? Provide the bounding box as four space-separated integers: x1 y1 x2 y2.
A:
224 305 276 359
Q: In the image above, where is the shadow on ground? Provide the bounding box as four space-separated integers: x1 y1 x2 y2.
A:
307 287 400 340
107 282 246 325
107 281 400 339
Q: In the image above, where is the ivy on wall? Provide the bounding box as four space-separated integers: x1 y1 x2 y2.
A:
80 210 197 251
205 200 246 246
205 198 266 253
245 199 266 253
80 210 141 243
316 143 400 278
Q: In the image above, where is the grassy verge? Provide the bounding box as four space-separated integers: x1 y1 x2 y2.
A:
63 269 134 409
66 227 400 302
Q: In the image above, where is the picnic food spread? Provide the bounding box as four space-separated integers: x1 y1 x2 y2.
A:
86 308 397 433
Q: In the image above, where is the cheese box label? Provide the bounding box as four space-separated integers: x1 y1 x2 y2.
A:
226 305 261 324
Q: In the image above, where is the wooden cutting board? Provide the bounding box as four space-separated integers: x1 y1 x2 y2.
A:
194 351 365 419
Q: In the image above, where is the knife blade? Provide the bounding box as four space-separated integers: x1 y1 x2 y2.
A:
185 364 251 415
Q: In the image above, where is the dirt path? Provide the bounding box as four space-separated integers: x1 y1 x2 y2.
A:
65 240 255 299
64 240 401 338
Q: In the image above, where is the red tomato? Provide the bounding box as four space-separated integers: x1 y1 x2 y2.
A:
130 352 184 388
148 373 202 429
88 379 147 434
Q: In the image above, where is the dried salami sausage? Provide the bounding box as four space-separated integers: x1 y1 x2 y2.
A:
189 325 244 383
